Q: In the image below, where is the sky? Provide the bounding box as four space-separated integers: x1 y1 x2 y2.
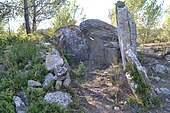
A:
1 0 170 31
76 0 116 23
77 0 170 23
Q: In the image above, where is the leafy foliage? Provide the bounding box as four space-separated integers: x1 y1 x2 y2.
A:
110 0 165 43
126 64 161 111
0 33 83 112
70 62 85 79
52 0 85 30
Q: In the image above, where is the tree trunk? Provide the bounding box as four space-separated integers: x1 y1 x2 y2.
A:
23 0 31 34
32 0 36 32
7 18 11 36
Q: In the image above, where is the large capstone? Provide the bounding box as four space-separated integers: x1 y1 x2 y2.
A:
57 19 120 66
80 19 118 42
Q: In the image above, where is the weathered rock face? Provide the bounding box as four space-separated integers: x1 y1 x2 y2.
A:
155 87 170 95
153 64 168 74
28 80 41 87
80 19 118 42
44 91 73 108
44 48 71 89
89 37 105 63
13 96 26 113
57 26 91 63
45 49 64 71
42 73 55 87
57 19 120 66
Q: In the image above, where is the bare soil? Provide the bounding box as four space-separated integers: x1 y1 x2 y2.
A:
71 65 133 113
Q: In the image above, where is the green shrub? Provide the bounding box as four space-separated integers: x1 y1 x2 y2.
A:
70 62 85 79
25 63 48 83
0 77 14 92
26 100 69 113
8 40 38 69
0 34 84 113
0 89 15 113
43 80 55 92
126 64 161 110
25 88 45 103
13 72 27 91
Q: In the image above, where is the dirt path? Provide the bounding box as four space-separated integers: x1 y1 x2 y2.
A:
71 66 132 113
69 44 170 113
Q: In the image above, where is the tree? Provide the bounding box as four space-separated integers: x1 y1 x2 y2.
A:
0 0 66 33
160 5 170 42
52 0 85 30
25 0 66 32
109 0 163 43
109 0 147 26
24 0 31 34
137 0 163 42
0 0 12 33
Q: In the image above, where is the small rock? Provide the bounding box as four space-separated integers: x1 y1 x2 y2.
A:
165 55 170 61
54 66 67 77
160 88 170 95
18 91 27 102
44 91 73 108
161 79 167 83
165 98 170 103
28 80 41 87
165 46 170 52
55 80 62 90
63 73 71 87
56 76 66 81
155 87 170 95
114 106 120 111
144 48 155 54
45 49 64 71
153 64 168 74
43 73 55 87
41 43 52 46
151 76 161 82
0 64 5 72
13 96 26 113
131 82 138 89
155 88 161 94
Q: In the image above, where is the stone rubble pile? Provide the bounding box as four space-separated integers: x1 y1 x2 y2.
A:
13 47 72 112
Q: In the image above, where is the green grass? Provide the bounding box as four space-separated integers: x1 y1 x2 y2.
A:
0 34 83 113
125 64 161 111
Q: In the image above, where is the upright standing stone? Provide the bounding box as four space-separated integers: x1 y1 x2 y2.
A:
116 1 156 96
116 2 137 70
